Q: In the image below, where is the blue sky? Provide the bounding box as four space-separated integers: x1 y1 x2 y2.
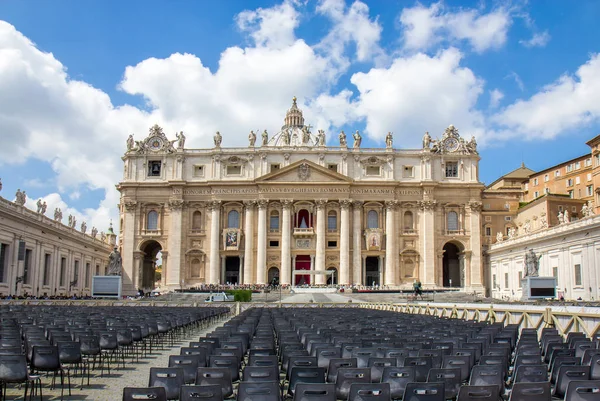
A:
1 0 600 233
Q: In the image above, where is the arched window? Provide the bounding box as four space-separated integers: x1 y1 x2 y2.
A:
192 211 202 229
147 211 158 230
367 210 379 229
403 211 414 230
447 211 459 231
191 258 201 277
227 210 239 228
270 211 280 230
327 211 337 230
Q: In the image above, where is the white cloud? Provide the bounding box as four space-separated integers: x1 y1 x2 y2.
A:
519 30 550 48
505 71 525 91
489 89 504 108
316 0 383 65
321 47 486 146
399 2 511 53
236 1 300 49
493 53 600 139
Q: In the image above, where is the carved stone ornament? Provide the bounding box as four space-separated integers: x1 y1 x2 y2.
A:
281 199 294 209
257 199 269 209
359 156 387 167
315 199 328 209
243 200 257 209
208 200 222 211
468 201 482 212
418 200 437 210
124 201 137 212
222 155 249 166
168 199 185 210
385 200 398 210
298 162 311 181
431 124 478 155
339 199 352 210
135 124 177 154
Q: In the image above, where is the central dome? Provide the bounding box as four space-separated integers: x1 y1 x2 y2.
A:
267 97 319 147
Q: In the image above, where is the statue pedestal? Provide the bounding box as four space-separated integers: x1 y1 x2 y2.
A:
521 277 557 300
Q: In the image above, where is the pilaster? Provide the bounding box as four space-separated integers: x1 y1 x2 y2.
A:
209 200 221 284
243 201 256 285
167 199 184 287
385 200 398 286
256 199 269 284
339 199 351 285
419 200 437 286
280 199 293 285
315 199 327 285
352 201 363 285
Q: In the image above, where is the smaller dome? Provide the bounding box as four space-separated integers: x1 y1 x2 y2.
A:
266 96 318 147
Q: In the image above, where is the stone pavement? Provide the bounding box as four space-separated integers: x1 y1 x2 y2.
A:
3 316 230 401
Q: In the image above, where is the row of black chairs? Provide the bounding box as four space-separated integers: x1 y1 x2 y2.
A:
124 307 600 400
0 305 229 400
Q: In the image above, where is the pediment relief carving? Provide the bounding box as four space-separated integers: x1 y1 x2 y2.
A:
221 155 249 166
358 156 388 167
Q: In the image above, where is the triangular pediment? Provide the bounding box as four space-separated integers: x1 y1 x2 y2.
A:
256 159 352 184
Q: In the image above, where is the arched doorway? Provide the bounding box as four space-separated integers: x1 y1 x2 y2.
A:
326 267 338 285
365 257 380 286
268 267 279 286
139 240 162 290
442 242 462 287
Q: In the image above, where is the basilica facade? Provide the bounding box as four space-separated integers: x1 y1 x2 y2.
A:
117 99 484 295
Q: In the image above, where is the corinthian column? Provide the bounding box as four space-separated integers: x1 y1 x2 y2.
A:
280 199 293 285
467 201 483 292
256 200 268 284
167 199 184 287
385 201 397 286
209 201 221 284
419 199 437 286
315 199 327 285
352 201 363 285
339 199 351 285
243 201 255 284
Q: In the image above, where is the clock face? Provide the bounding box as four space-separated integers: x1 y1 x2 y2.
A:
149 136 163 151
444 137 459 152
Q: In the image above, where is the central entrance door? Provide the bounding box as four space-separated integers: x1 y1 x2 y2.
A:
365 256 380 286
295 255 311 285
442 243 461 287
225 256 240 285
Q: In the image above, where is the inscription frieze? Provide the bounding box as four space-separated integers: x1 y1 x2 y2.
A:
173 186 427 197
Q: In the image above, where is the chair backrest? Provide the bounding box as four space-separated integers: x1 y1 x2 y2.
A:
123 387 167 401
427 368 461 400
316 347 342 369
179 384 222 401
31 345 60 371
209 354 240 382
441 355 471 382
514 364 548 383
509 382 551 401
57 342 82 364
288 367 327 396
564 379 600 401
590 354 600 380
148 367 185 400
403 382 445 401
292 383 335 401
248 355 279 367
286 356 318 380
418 349 443 368
242 365 280 383
168 355 201 384
403 356 434 382
195 367 233 399
469 365 505 395
237 381 282 401
334 368 371 401
457 385 500 401
347 383 390 401
555 365 591 399
0 354 28 382
551 356 581 383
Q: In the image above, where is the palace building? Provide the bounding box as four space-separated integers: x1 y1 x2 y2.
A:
117 98 485 295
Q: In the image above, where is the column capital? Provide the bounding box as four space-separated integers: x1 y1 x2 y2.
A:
168 199 185 210
208 200 222 211
315 199 328 209
418 200 437 211
467 201 482 212
339 199 352 210
281 199 294 209
123 200 137 212
257 199 269 209
385 200 398 211
243 200 256 209
161 251 169 259
352 200 364 209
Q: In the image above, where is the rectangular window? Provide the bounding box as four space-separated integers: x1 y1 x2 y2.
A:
575 161 581 169
587 173 592 181
327 241 337 248
587 185 593 196
544 188 550 194
226 165 241 175
533 178 538 186
534 191 539 198
552 266 558 279
269 214 280 231
73 260 79 285
327 164 338 172
148 161 161 176
193 165 205 177
492 274 497 289
484 204 491 210
445 162 458 178
585 158 592 167
544 174 549 182
270 164 280 172
485 227 491 236
567 179 573 187
576 176 581 185
23 249 32 284
566 164 573 173
0 244 6 282
518 271 522 287
504 216 512 221
60 257 66 287
595 154 600 166
574 264 582 286
403 166 414 178
95 264 100 276
43 253 51 286
268 240 279 248
555 170 561 177
524 183 529 190
85 263 90 287
569 190 574 198
366 166 381 176
504 273 509 288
